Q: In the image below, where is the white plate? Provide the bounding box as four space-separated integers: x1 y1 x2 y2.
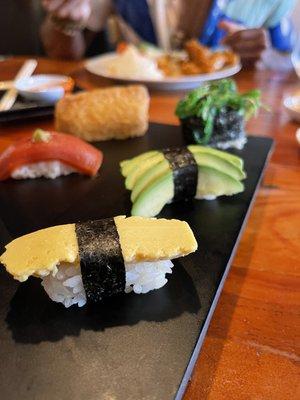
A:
85 52 241 91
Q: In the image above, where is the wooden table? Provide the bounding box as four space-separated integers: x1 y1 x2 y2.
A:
0 57 299 400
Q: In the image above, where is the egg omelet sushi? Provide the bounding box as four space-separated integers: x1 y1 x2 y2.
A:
0 216 197 308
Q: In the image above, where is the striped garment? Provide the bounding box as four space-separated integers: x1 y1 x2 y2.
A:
112 0 296 51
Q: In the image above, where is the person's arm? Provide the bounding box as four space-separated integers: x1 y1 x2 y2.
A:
218 20 269 66
218 0 296 65
41 15 88 60
40 0 95 60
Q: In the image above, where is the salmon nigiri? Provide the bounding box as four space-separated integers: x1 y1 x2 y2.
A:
0 129 103 181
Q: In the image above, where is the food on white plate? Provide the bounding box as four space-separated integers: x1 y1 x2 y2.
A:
0 129 102 180
111 41 239 79
120 145 246 217
105 44 164 80
157 40 238 77
0 216 197 308
176 79 262 150
55 85 150 142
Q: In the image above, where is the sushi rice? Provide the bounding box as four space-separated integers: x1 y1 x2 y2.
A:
42 259 174 308
195 194 217 200
11 161 75 180
215 137 247 150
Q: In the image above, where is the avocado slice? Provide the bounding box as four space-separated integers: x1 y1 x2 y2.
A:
131 151 245 202
195 166 244 198
193 153 245 180
188 145 244 169
125 152 165 190
131 159 170 202
132 172 173 217
120 150 159 177
131 167 244 217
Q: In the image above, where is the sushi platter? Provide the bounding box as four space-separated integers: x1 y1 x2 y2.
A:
0 122 273 400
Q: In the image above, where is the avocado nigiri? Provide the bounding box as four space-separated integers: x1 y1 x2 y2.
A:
120 145 246 217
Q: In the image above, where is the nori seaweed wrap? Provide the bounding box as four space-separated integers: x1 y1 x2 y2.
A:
76 218 125 303
162 147 198 202
181 107 245 148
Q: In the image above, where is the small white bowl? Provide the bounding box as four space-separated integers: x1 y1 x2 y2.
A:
283 94 300 123
15 74 72 104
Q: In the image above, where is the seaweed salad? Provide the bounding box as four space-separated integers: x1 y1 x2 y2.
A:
176 79 261 149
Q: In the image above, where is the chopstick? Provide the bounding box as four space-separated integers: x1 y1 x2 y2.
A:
0 81 14 91
152 0 171 52
0 59 37 112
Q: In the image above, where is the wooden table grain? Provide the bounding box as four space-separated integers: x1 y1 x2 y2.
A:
0 57 299 400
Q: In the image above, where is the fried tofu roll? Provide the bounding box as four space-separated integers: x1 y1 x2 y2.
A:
55 85 149 142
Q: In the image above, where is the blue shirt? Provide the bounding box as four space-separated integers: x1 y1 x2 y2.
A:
114 0 296 52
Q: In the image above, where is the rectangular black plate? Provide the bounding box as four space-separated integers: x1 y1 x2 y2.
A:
0 87 81 123
0 123 273 400
0 93 54 123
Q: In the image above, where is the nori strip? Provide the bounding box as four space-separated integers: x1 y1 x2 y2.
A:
162 147 198 202
76 218 125 303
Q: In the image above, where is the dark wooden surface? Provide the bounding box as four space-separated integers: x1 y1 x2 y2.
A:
0 57 299 399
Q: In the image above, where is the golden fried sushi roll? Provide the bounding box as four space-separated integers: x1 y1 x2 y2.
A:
0 216 197 308
55 85 149 142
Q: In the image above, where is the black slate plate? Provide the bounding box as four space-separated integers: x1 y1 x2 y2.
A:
0 93 54 123
0 123 273 400
0 87 81 123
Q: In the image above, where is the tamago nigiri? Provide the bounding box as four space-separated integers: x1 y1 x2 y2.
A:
0 216 198 308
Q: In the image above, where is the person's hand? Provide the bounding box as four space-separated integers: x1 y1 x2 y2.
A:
42 0 91 23
219 20 269 65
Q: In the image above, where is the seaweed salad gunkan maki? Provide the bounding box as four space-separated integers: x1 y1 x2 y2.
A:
176 79 261 150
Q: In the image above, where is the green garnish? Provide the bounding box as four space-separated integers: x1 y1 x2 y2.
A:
138 41 163 56
32 129 52 143
175 79 262 142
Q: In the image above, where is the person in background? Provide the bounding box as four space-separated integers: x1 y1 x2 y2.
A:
41 0 296 65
